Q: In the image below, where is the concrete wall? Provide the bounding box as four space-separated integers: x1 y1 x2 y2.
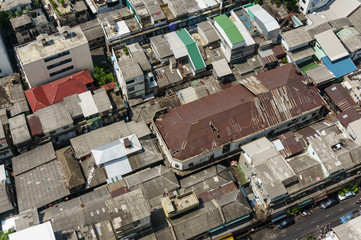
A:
22 42 94 88
298 0 331 14
0 35 13 78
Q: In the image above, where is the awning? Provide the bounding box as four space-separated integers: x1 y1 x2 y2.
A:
271 213 288 223
298 198 314 209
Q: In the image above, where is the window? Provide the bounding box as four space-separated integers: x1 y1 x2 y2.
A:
128 86 135 92
126 79 135 84
300 6 304 11
44 50 70 62
49 65 74 77
47 58 72 70
302 0 306 3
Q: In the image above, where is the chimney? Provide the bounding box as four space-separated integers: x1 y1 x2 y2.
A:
124 138 131 148
41 38 47 46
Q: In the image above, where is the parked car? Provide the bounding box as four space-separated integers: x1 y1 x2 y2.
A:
277 217 295 229
338 191 356 201
320 198 339 209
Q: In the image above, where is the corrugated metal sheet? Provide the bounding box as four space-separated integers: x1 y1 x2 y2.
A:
156 64 324 161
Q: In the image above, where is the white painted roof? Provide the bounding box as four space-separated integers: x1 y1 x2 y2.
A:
115 20 130 36
1 217 15 232
91 134 142 165
315 29 349 62
164 32 188 59
248 4 280 31
78 91 98 118
9 221 55 240
0 165 5 182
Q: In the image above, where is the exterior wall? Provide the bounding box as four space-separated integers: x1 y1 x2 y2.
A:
350 49 361 61
21 42 94 88
154 107 324 171
298 0 331 14
116 216 151 238
342 76 360 104
0 35 13 78
116 66 145 99
252 16 279 43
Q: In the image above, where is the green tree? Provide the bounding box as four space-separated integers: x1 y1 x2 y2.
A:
0 227 15 240
93 66 114 86
282 0 298 11
0 11 11 30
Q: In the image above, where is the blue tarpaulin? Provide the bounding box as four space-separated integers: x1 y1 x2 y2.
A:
168 22 178 32
322 56 357 78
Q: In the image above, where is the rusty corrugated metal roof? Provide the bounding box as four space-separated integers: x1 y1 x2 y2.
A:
197 182 238 203
276 131 304 158
156 64 325 161
325 83 356 112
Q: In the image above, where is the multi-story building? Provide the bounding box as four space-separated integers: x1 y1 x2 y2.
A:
246 4 280 43
153 64 325 171
213 12 256 63
43 0 88 27
298 0 331 14
0 35 13 78
15 26 93 88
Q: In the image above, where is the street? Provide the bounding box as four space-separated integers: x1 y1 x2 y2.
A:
249 192 361 240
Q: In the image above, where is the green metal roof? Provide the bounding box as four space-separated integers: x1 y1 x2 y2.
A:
214 15 244 44
176 29 206 71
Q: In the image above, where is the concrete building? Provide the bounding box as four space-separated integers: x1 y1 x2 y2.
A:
15 26 93 88
1 0 32 12
0 164 15 218
246 4 280 43
281 27 314 65
213 13 256 63
0 35 13 78
9 221 56 240
117 58 145 99
153 64 325 171
298 0 331 14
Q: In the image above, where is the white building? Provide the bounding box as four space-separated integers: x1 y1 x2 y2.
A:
116 58 145 99
213 12 256 63
0 35 13 78
246 4 280 43
9 221 56 240
15 26 93 88
298 0 331 14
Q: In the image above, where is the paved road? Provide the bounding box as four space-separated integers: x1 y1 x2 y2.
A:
249 192 361 240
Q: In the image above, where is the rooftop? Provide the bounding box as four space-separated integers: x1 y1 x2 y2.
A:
325 83 357 112
315 30 349 62
15 26 88 64
333 215 361 239
281 27 312 49
322 56 357 79
9 221 55 240
179 165 234 195
25 70 93 112
306 65 336 85
214 15 244 45
12 142 56 176
9 114 31 146
212 58 232 78
197 21 220 45
0 165 13 214
1 0 31 11
150 35 173 59
247 4 280 32
161 191 199 218
71 120 151 159
15 159 70 212
156 64 325 161
10 14 31 29
36 102 73 134
118 58 144 81
13 208 39 231
124 165 179 209
342 34 361 53
106 188 151 227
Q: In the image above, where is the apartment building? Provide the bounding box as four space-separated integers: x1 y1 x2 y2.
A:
15 26 93 88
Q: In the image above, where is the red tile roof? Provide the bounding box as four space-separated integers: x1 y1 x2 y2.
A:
101 82 116 91
25 70 93 112
156 64 325 161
